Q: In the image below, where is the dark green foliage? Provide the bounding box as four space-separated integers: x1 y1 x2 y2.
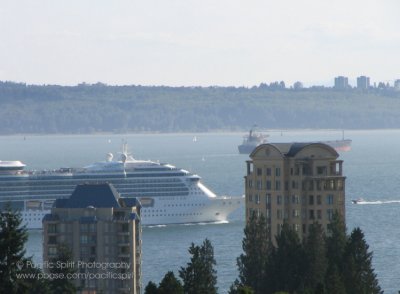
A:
1 81 400 134
179 238 217 294
158 271 183 294
144 281 159 294
0 205 50 293
269 224 304 293
236 213 270 294
303 223 328 292
343 228 382 294
232 213 382 294
325 213 347 292
48 244 78 294
325 264 346 294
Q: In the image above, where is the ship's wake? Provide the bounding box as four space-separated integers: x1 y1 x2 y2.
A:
355 200 400 205
145 220 229 228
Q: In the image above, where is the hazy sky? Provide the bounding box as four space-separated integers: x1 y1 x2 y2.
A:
1 0 399 87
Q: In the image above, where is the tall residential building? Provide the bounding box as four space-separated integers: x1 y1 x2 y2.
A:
43 183 142 294
334 76 349 89
245 143 345 242
357 76 370 90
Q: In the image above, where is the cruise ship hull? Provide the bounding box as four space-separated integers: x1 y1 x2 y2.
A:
20 195 243 229
0 160 243 229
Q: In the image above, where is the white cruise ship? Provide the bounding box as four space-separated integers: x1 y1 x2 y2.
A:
0 144 243 229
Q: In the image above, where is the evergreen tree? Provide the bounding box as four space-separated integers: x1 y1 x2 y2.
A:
144 281 159 294
268 223 304 293
158 271 183 294
325 213 347 293
0 205 49 293
236 212 270 294
48 244 78 294
325 264 346 294
343 228 382 294
303 223 328 292
179 238 217 294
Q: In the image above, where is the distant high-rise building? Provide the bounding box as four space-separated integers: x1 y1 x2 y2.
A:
43 183 142 294
244 143 345 243
357 76 370 90
334 76 349 89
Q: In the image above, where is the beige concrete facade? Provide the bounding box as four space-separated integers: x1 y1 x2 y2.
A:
245 143 345 242
43 184 141 294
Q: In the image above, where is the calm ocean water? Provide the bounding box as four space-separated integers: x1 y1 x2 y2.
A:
1 130 399 293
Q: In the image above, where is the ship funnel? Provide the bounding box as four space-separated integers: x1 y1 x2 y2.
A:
106 153 113 162
121 153 127 163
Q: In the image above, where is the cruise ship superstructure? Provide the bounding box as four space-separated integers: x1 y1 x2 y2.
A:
0 145 242 229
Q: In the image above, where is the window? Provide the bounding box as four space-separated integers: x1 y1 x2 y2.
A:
292 209 300 218
80 235 89 244
266 209 271 219
309 195 314 205
266 181 272 190
275 181 281 191
277 209 282 219
309 210 315 220
257 168 262 176
275 167 281 177
292 195 300 204
257 180 262 190
317 195 322 205
46 236 57 246
255 194 260 204
317 166 327 175
277 195 282 205
337 180 343 190
266 168 271 176
47 224 57 234
266 194 271 205
317 210 322 219
48 247 57 256
248 180 253 188
327 209 334 220
329 180 335 190
248 194 253 202
327 194 334 205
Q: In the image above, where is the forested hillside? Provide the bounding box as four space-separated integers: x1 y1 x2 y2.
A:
1 81 400 134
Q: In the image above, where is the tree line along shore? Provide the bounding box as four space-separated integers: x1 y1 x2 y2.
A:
1 81 400 135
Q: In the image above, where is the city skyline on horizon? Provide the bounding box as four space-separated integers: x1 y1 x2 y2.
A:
1 0 399 87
